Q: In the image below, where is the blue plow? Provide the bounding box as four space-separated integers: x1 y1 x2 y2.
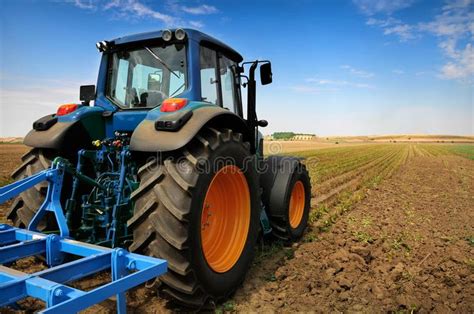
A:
0 160 167 313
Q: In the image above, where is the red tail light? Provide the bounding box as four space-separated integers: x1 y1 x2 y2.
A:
57 104 79 116
160 98 188 112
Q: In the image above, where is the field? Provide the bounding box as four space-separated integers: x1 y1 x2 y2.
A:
0 142 473 312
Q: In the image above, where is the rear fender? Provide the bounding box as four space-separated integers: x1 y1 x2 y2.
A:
130 105 251 152
23 106 105 152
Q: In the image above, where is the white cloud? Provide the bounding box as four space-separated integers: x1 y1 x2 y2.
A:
181 4 218 15
68 0 220 27
291 85 339 94
71 0 96 10
306 78 349 85
384 23 416 41
361 0 474 81
393 69 405 74
105 0 176 24
295 77 376 93
103 0 121 10
419 0 474 80
353 0 415 15
439 43 474 79
340 65 375 78
189 21 204 28
366 17 397 27
353 83 375 88
366 17 416 41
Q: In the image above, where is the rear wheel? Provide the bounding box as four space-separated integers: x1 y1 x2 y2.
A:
128 128 259 307
7 148 52 229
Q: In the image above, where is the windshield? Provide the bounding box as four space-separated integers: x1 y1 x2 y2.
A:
106 43 187 109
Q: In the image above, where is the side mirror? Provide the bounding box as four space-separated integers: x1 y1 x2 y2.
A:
260 62 273 85
257 120 268 127
80 85 95 105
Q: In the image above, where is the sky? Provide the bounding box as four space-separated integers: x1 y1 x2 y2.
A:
0 0 473 137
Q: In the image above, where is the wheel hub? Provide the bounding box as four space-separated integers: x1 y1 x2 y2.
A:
200 165 250 273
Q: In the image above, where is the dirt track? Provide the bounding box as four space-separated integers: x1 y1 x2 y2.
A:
234 155 474 312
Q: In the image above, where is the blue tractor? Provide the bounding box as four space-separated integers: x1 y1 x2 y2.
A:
6 28 311 307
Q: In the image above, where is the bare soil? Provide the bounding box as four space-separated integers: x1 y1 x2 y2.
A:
234 155 474 312
0 144 29 180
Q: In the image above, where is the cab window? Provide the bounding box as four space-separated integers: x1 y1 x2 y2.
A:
219 55 237 112
199 45 241 115
200 46 219 105
107 43 187 109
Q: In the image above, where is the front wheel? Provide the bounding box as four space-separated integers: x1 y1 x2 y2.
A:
271 166 311 241
128 128 260 307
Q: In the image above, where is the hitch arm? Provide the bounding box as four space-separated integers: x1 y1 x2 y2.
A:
0 164 70 237
0 169 53 203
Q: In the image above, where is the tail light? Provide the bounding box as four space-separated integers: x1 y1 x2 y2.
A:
160 98 188 112
57 104 79 116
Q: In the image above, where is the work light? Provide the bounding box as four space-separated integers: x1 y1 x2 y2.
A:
175 28 186 40
162 29 172 41
95 41 109 52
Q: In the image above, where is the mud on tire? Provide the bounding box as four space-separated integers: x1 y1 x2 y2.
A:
128 127 260 308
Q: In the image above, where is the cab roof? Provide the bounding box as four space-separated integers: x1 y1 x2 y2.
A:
111 28 243 63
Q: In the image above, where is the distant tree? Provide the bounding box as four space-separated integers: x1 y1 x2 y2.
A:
273 132 295 140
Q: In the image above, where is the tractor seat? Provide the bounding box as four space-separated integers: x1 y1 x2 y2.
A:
140 91 167 107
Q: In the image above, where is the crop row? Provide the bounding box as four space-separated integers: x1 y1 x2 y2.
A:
302 144 410 233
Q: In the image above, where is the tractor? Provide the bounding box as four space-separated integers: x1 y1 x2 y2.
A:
6 28 311 307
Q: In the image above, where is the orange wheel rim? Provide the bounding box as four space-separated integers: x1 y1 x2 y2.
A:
201 165 250 273
289 180 305 229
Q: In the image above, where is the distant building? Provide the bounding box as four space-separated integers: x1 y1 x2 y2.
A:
291 134 316 141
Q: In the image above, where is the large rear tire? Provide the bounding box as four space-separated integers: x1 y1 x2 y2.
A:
6 148 52 229
128 127 260 307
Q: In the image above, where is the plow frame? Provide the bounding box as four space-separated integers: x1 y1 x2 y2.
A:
0 224 167 313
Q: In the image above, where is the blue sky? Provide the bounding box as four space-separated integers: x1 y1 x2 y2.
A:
0 0 472 137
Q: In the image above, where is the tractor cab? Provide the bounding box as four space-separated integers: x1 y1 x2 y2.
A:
96 29 242 112
90 29 264 135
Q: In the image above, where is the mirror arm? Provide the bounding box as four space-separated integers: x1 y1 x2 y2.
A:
246 61 259 153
